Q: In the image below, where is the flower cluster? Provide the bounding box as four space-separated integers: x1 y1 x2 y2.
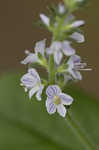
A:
20 0 91 117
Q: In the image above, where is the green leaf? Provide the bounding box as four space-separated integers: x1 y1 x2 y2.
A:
0 73 99 150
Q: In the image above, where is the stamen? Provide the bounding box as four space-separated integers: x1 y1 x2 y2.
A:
79 68 92 71
53 96 61 105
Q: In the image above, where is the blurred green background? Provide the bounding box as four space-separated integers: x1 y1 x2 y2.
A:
0 0 99 150
0 0 99 96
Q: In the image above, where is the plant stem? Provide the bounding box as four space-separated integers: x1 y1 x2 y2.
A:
48 54 55 84
66 112 95 150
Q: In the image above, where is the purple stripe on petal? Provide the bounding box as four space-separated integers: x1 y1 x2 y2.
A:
57 104 66 117
21 74 35 88
62 41 75 56
46 99 56 114
46 86 54 97
46 85 61 98
28 68 40 81
59 93 73 105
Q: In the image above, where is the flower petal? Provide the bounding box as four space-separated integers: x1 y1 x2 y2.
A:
58 3 66 14
46 98 56 114
57 104 67 117
71 20 85 28
46 85 61 98
59 93 73 105
21 73 36 89
50 41 62 52
54 50 63 65
40 14 50 26
64 74 72 83
69 69 82 80
29 86 40 99
68 55 81 65
70 32 85 43
62 41 75 56
28 68 40 81
21 53 38 65
34 39 46 56
74 71 82 80
64 14 75 25
46 48 53 55
36 85 44 101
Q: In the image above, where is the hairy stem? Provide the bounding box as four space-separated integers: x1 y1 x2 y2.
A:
66 113 95 150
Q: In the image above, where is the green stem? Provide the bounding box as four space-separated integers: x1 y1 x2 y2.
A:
48 54 55 84
66 113 95 150
53 11 71 40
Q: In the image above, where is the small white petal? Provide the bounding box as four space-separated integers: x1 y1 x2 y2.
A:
57 105 67 117
71 20 85 28
54 50 63 65
29 86 40 99
59 93 73 105
62 41 75 56
34 39 46 56
70 32 85 43
21 53 38 65
46 98 56 114
40 14 50 26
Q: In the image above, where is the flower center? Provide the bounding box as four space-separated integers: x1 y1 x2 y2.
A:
53 95 61 105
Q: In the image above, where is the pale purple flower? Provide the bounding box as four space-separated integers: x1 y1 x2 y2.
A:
40 14 50 26
67 55 90 80
64 14 75 26
21 39 46 65
70 32 85 43
20 68 44 100
46 85 73 117
58 3 66 14
71 20 85 28
47 41 75 65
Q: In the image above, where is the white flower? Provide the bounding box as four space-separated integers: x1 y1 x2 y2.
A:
47 41 75 65
46 85 73 117
20 68 44 100
21 39 46 65
67 55 88 80
40 14 50 26
70 32 85 43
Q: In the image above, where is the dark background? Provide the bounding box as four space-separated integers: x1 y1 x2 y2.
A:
0 0 99 96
